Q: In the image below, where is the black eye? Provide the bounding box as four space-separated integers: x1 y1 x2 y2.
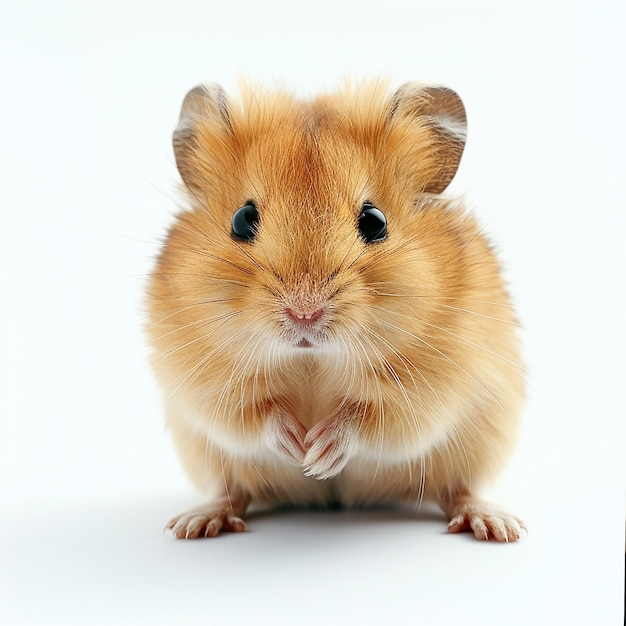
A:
232 201 259 241
358 202 387 243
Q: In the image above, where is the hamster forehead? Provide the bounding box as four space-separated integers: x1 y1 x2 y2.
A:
231 108 379 223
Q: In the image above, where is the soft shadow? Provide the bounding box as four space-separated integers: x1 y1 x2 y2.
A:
245 501 447 526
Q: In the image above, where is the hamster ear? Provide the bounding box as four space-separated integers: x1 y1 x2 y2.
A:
390 84 467 194
173 83 231 192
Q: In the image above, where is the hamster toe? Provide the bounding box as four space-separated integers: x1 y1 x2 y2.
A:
303 448 349 480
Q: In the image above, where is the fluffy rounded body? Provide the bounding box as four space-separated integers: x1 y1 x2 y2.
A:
146 81 525 541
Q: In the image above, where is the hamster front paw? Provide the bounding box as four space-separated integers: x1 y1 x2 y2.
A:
264 407 307 465
303 413 358 480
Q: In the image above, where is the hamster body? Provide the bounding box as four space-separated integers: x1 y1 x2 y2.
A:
147 81 526 541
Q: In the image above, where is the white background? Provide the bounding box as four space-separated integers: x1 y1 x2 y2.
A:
1 1 624 624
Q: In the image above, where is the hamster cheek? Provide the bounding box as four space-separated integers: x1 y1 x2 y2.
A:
302 407 361 480
261 406 307 465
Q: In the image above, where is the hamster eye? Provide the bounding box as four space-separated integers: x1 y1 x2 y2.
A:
231 201 259 241
358 202 387 243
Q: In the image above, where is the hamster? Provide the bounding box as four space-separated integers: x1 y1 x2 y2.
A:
146 80 526 542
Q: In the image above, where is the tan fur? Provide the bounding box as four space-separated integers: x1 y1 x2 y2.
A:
146 80 526 541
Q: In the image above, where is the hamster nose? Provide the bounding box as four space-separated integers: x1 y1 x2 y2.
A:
285 307 325 324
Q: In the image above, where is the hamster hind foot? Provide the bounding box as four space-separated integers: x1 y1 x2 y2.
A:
442 492 527 542
166 494 250 539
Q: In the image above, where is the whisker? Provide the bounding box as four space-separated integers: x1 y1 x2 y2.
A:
425 302 521 327
369 305 525 371
373 317 512 419
150 309 246 365
371 290 519 309
168 241 255 276
160 309 264 403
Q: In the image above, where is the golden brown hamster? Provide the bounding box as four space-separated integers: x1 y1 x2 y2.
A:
146 80 526 541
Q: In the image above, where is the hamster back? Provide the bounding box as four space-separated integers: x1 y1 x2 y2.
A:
147 81 526 541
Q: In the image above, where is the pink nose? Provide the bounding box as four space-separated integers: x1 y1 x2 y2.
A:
286 307 325 323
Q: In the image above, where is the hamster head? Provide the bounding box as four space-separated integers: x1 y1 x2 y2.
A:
149 80 477 397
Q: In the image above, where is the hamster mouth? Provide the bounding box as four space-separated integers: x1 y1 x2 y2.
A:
282 303 328 349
